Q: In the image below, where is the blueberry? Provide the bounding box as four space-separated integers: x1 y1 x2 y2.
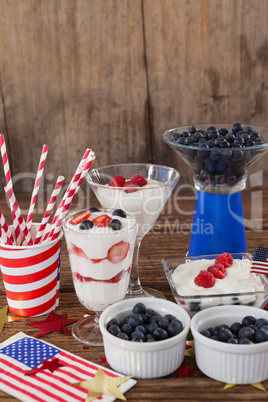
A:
200 329 211 338
122 315 131 325
239 338 254 344
242 316 256 327
116 332 129 340
225 133 235 143
121 323 133 336
181 131 190 137
167 320 183 337
193 132 202 141
250 130 260 139
230 322 242 335
255 327 268 343
131 331 145 342
188 126 197 134
147 322 158 334
112 209 127 218
233 137 244 145
149 315 160 324
207 126 217 131
245 139 255 147
162 314 176 322
211 335 220 341
232 123 243 134
133 303 146 315
109 219 122 231
241 133 250 141
219 128 228 136
145 309 157 320
255 318 268 328
108 324 121 336
158 317 170 330
198 142 209 149
238 326 255 341
107 318 122 329
136 325 147 335
89 207 100 213
219 328 234 342
244 126 253 133
146 334 155 342
79 220 93 230
227 337 238 344
128 314 144 328
206 140 216 148
153 328 168 341
176 137 187 145
217 139 229 148
171 132 180 141
211 326 222 337
189 301 201 312
231 297 240 305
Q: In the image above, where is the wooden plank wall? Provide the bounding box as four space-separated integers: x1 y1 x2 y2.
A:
0 0 268 194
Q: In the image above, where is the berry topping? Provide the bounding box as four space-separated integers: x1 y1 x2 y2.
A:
79 220 94 230
130 174 147 187
123 181 139 193
89 207 100 213
215 253 232 268
112 209 127 218
69 210 91 225
74 268 127 284
207 264 226 279
92 214 112 227
109 219 122 231
69 244 88 259
194 270 215 288
221 252 233 265
107 241 130 263
108 175 126 187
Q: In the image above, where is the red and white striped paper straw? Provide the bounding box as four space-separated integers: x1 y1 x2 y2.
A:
0 227 13 245
26 144 49 231
43 150 95 241
0 134 21 243
33 175 65 245
4 183 33 246
0 210 14 245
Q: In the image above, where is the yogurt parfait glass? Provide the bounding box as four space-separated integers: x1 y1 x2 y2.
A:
63 208 137 346
87 163 180 299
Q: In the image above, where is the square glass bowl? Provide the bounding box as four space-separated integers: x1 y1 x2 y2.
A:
162 253 268 317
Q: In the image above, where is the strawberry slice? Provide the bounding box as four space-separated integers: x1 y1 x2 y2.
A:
123 181 139 193
107 241 130 263
92 215 112 227
69 210 91 225
108 175 126 187
90 258 106 264
131 174 147 187
69 244 88 259
74 268 128 283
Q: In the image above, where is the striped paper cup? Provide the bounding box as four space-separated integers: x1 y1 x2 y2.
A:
0 223 63 317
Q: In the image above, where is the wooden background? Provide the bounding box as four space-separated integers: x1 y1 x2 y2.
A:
0 0 268 196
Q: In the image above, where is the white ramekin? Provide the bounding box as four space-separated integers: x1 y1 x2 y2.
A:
99 297 190 378
191 305 268 384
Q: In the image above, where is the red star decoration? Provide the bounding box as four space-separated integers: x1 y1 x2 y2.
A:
98 356 109 366
27 311 77 338
24 358 65 376
176 362 198 378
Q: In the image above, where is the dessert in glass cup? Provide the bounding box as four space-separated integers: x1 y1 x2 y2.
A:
63 207 137 346
87 163 180 299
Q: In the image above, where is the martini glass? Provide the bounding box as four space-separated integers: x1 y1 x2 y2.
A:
87 163 180 299
62 208 137 346
163 123 268 255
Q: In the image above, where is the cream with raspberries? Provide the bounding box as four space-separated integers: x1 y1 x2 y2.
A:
63 208 137 311
94 178 172 238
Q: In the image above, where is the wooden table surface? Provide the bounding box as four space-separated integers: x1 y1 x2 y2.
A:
1 188 268 401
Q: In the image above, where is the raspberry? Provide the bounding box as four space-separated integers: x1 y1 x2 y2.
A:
207 264 226 279
123 181 139 193
108 175 125 187
194 270 215 288
131 174 147 187
221 252 233 265
215 253 231 268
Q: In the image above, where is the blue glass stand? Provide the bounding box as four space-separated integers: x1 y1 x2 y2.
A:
188 191 247 256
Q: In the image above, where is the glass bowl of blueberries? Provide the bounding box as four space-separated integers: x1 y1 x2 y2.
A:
191 305 268 384
162 253 268 317
99 297 190 378
163 123 268 193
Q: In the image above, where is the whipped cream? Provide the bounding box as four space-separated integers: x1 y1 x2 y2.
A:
93 179 171 238
172 258 264 296
63 209 137 311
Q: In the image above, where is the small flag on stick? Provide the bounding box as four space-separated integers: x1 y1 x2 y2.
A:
250 247 268 274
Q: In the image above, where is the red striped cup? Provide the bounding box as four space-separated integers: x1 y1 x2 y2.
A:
0 223 63 317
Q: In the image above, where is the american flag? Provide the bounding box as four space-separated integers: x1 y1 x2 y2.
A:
0 332 136 402
250 247 268 274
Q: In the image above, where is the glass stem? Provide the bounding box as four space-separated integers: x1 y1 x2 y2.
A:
127 237 144 296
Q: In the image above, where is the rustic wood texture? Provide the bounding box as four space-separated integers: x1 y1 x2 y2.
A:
1 0 268 193
1 189 268 401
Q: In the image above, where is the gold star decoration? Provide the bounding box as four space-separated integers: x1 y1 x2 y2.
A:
185 340 195 357
224 382 266 391
72 368 132 402
0 305 23 332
